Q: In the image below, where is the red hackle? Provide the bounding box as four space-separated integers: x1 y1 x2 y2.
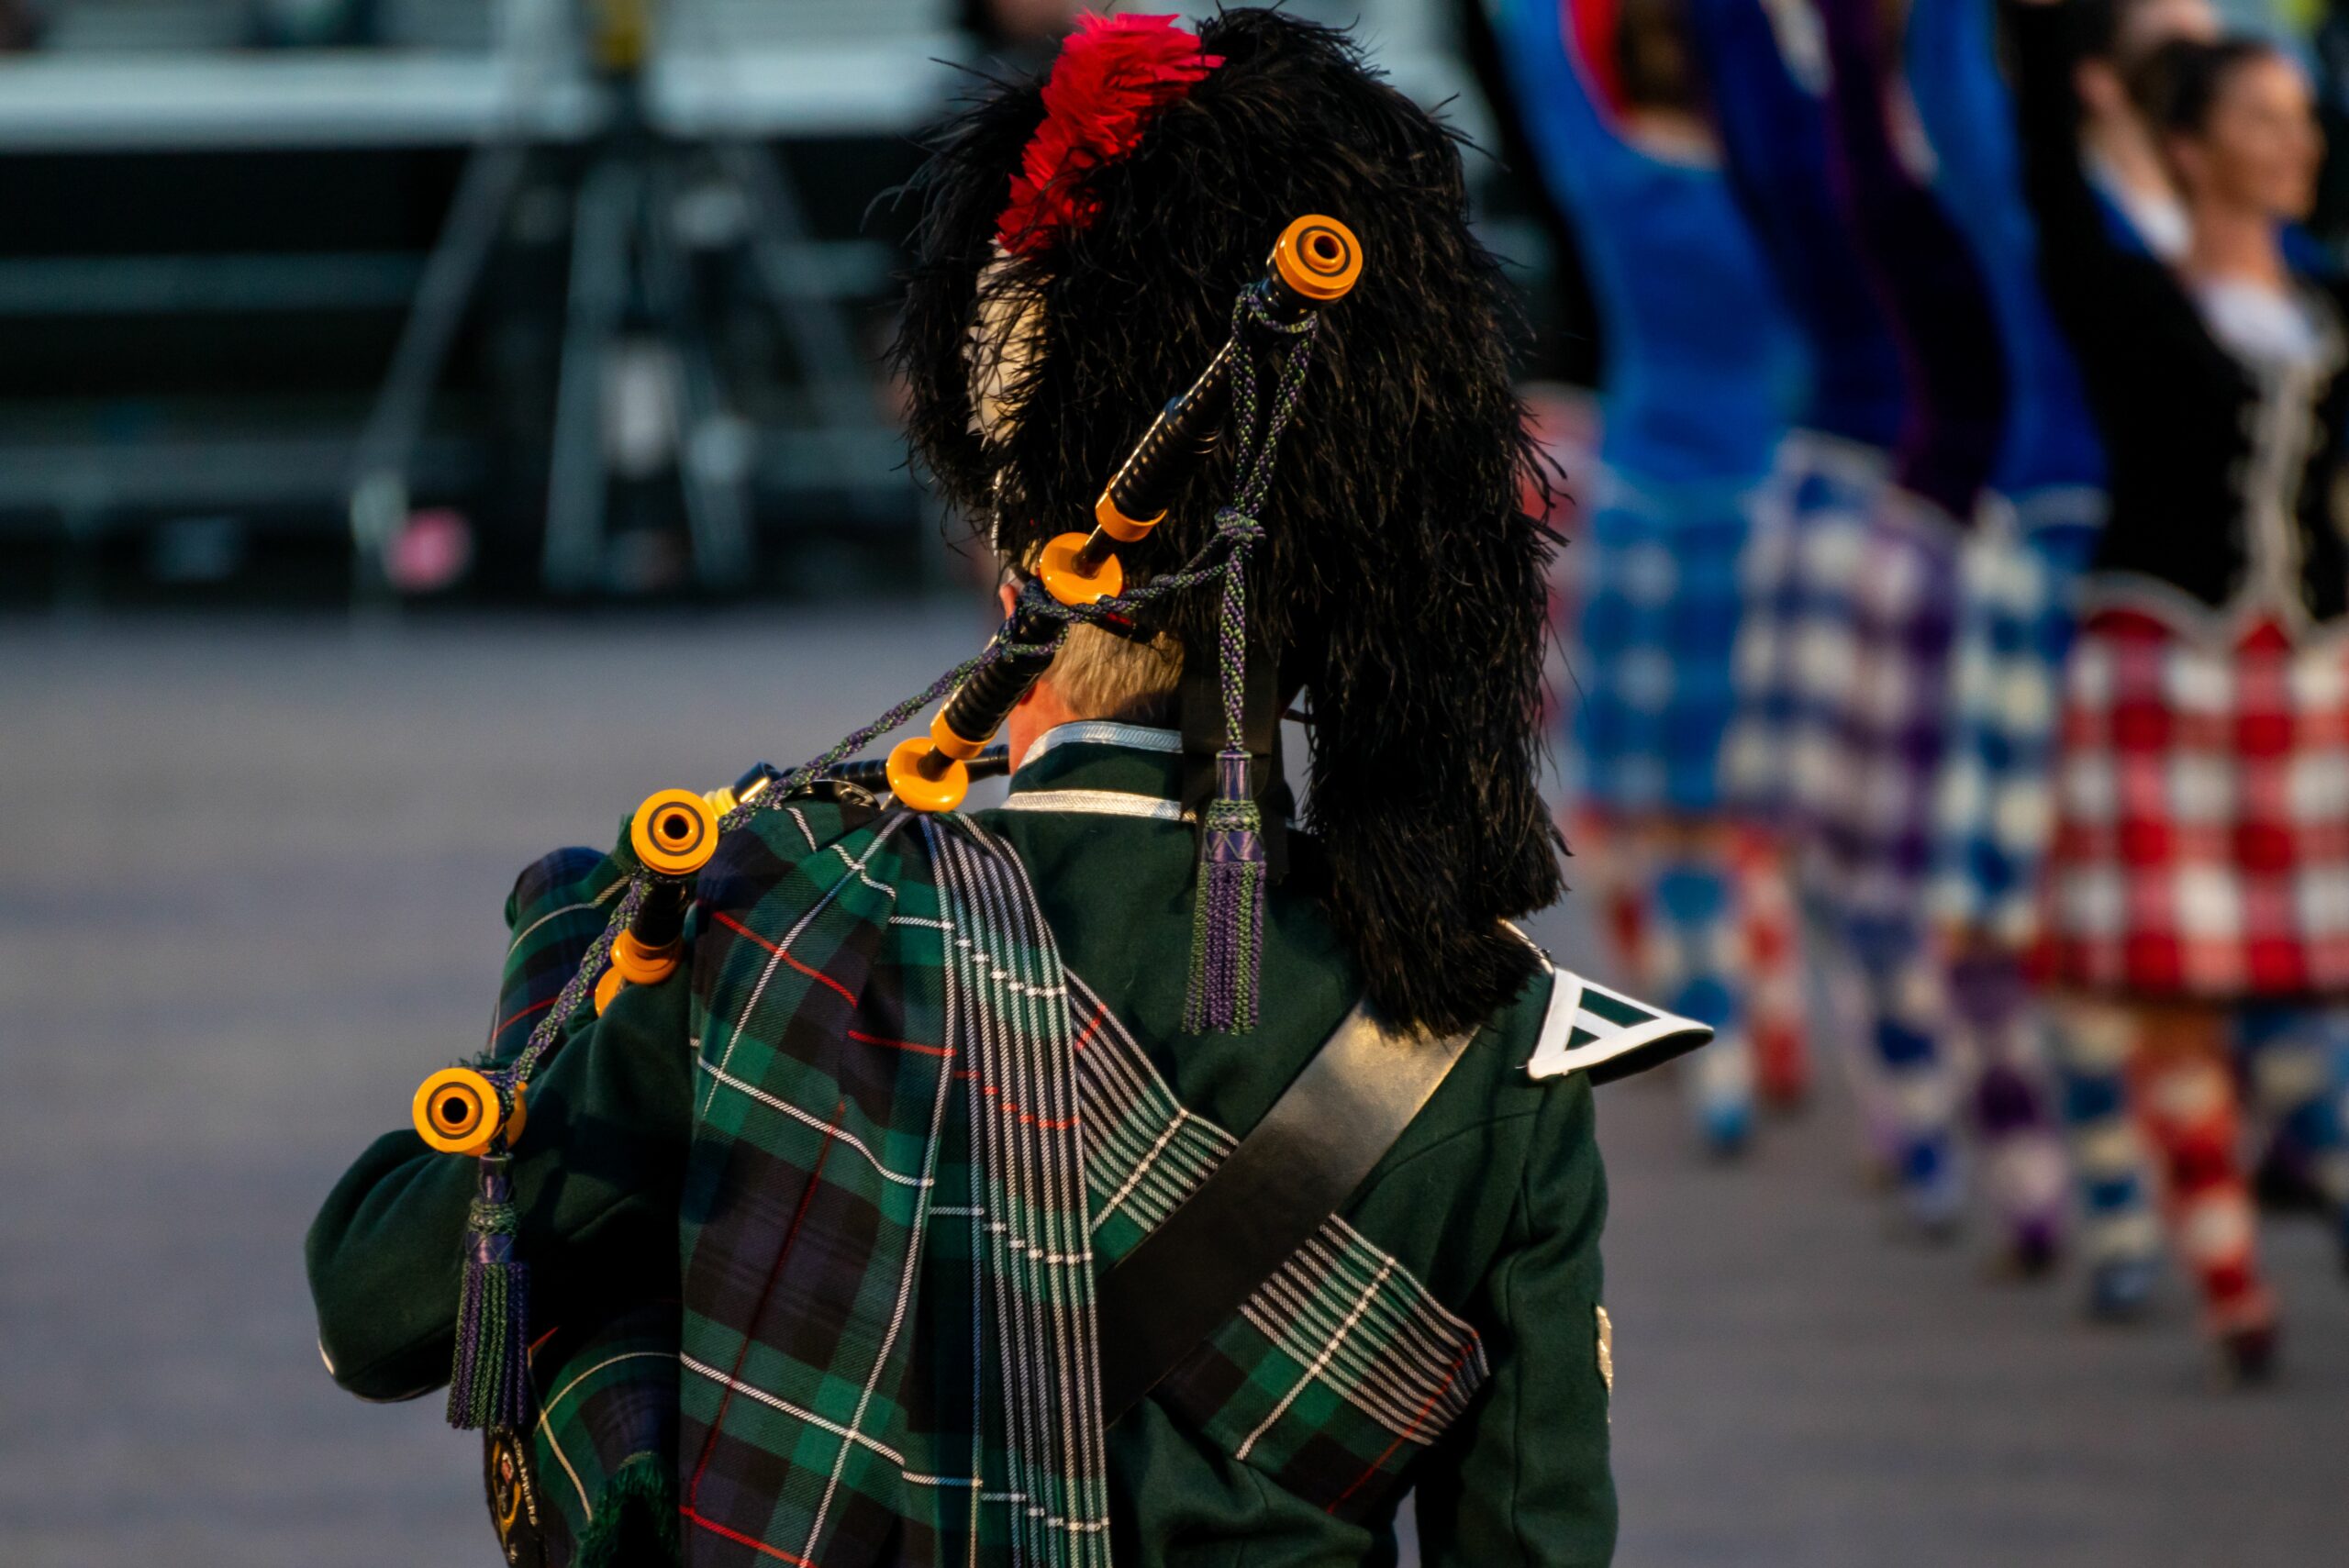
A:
997 13 1222 255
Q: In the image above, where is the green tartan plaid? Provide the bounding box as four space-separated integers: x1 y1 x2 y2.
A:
520 1302 683 1562
491 844 629 1062
676 802 1108 1568
491 798 1495 1564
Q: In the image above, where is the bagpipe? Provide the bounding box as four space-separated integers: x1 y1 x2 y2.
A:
406 214 1364 1438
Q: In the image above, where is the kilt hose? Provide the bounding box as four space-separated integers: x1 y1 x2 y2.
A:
2034 607 2349 999
2043 1003 2163 1275
1731 827 1811 1106
2237 1004 2349 1220
2131 1038 2274 1338
1565 806 1811 1134
1947 951 2069 1259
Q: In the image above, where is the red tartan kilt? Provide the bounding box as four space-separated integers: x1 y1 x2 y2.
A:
2032 608 2349 997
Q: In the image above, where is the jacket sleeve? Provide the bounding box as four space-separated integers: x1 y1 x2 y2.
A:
1409 1073 1616 1568
304 951 696 1402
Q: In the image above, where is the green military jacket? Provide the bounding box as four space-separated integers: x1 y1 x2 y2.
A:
308 722 1708 1567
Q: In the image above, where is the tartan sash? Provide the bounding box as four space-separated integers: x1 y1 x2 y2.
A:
1068 974 1488 1517
678 803 1108 1567
488 798 1490 1565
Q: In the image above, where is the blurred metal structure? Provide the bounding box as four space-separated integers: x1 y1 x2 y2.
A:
0 0 1493 603
350 0 935 595
0 0 970 599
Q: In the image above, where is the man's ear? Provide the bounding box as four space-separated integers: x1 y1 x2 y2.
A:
999 579 1041 709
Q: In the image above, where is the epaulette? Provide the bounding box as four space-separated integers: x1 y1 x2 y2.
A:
1507 927 1713 1085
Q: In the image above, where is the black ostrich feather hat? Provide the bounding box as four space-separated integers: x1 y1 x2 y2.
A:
892 7 1563 1036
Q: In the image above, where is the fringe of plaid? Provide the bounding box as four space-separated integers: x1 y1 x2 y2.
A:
668 803 1109 1567
928 818 1114 1564
519 1303 683 1568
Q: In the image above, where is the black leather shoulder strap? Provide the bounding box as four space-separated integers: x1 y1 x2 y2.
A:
1093 1001 1478 1425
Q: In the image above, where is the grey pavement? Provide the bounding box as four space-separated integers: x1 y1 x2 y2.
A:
0 617 2339 1567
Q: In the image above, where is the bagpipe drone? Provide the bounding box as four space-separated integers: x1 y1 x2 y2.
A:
406 211 1363 1440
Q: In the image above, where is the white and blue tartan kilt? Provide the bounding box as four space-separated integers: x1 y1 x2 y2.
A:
1930 489 2106 944
1565 467 1759 815
1721 432 1890 825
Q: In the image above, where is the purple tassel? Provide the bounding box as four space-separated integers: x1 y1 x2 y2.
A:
448 1152 533 1432
1185 750 1266 1033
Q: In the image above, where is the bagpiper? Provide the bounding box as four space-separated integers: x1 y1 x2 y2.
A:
306 12 1711 1564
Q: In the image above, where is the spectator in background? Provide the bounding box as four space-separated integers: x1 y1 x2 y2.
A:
1950 0 2220 1329
1906 0 2179 1285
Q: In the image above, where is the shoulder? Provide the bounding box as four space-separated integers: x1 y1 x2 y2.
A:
1372 929 1710 1183
700 792 912 893
1347 938 1705 1319
685 793 951 958
1501 928 1713 1087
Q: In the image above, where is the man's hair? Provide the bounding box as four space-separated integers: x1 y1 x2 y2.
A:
1048 624 1183 726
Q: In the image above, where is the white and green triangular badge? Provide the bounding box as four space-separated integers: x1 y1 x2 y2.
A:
1505 927 1714 1084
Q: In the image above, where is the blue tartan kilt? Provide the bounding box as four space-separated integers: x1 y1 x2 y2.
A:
1929 488 2104 944
1721 432 1889 824
1567 467 1759 815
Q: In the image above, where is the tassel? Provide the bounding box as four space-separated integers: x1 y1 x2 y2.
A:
1185 749 1266 1033
448 1151 534 1432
